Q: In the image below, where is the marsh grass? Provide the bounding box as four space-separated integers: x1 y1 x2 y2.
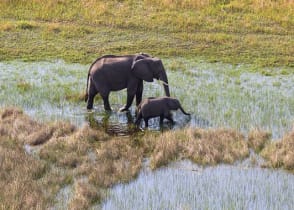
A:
0 136 47 209
0 107 293 208
261 129 294 171
69 180 103 210
248 128 271 153
104 162 294 209
149 128 249 169
0 108 143 207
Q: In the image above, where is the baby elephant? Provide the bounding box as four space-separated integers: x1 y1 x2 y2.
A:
135 96 190 128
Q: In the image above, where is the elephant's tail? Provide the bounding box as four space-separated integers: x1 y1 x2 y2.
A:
85 73 90 102
179 105 190 116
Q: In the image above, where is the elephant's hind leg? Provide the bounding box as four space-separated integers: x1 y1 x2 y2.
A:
160 115 164 125
101 93 111 111
144 118 149 128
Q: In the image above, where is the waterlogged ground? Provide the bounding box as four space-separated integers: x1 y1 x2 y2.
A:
1 60 294 209
103 160 294 210
1 59 293 138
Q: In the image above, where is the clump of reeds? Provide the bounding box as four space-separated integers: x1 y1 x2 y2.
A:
261 129 294 171
0 136 48 209
150 128 249 169
186 128 249 165
69 180 104 210
0 107 42 143
248 128 271 153
0 108 112 207
149 131 186 169
89 138 143 188
38 124 106 168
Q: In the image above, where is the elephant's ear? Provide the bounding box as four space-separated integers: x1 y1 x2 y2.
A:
131 58 154 82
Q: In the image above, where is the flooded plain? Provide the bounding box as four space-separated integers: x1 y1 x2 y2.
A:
1 59 294 209
1 60 293 138
103 160 294 210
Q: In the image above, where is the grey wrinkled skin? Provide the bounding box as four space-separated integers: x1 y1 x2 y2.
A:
135 96 190 128
85 53 170 111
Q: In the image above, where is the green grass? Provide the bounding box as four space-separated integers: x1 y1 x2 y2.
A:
0 0 293 67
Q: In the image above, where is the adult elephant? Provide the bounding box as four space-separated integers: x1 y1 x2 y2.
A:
85 53 170 111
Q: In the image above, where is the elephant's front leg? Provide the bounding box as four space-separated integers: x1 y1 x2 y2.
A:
100 93 111 111
119 92 135 112
119 82 137 112
136 80 143 106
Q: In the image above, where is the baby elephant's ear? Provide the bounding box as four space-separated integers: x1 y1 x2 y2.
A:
131 58 154 82
167 98 179 110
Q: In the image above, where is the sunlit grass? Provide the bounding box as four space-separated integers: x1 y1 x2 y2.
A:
0 1 293 66
148 127 249 168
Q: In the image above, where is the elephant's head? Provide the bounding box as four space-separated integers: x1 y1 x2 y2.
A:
167 98 181 110
167 97 190 115
131 57 170 97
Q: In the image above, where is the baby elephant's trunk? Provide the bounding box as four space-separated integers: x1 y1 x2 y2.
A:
179 105 190 115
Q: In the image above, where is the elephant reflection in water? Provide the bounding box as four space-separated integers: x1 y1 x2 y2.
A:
86 111 136 136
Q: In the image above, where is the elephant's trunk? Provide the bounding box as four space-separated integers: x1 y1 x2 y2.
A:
159 71 170 97
179 105 190 115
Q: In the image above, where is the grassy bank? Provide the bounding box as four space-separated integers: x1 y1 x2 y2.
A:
0 0 293 66
0 107 293 208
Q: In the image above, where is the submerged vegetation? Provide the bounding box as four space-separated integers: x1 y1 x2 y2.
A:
0 107 293 208
0 0 293 67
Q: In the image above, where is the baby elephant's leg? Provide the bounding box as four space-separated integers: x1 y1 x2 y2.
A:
160 114 164 125
165 112 174 124
144 118 149 128
135 112 142 126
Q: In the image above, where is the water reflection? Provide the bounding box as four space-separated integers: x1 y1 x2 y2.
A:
85 107 208 136
86 110 137 136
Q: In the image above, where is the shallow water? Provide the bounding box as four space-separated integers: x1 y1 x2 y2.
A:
102 160 294 210
1 60 293 138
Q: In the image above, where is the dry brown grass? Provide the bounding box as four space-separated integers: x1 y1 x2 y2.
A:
261 130 294 171
69 180 103 210
0 108 111 208
149 128 249 169
149 131 186 169
0 136 48 209
248 128 271 153
0 107 143 207
0 107 76 145
89 138 143 188
1 107 293 208
0 107 42 144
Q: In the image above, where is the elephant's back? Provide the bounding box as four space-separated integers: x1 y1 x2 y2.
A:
89 55 134 91
89 55 133 75
141 99 165 117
